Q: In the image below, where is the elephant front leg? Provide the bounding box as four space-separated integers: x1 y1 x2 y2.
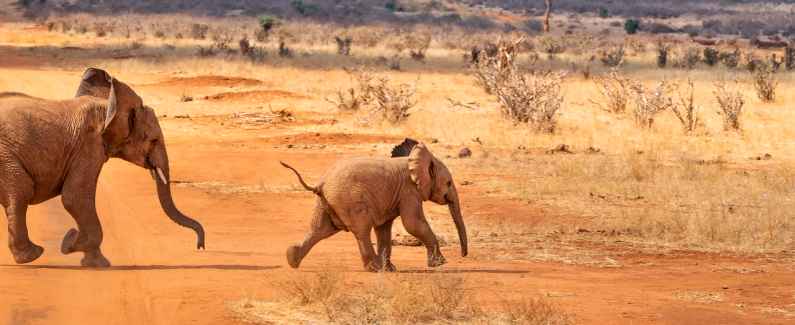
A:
5 203 44 264
399 202 446 268
374 219 396 272
60 166 110 268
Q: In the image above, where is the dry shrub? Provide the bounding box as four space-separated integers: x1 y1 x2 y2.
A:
370 76 417 124
703 47 719 66
190 23 209 40
334 35 352 55
327 68 375 112
276 273 475 323
502 296 574 325
591 69 632 114
538 36 565 54
670 79 701 134
673 47 700 69
261 272 575 324
714 79 745 131
405 32 432 61
656 41 671 68
278 269 342 306
598 45 625 67
719 49 740 68
238 37 251 55
494 70 565 133
752 65 778 102
630 80 675 128
473 39 563 132
471 49 508 95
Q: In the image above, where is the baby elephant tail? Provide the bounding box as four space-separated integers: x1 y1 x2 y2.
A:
280 161 321 195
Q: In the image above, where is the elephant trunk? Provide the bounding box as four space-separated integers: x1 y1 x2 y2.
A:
150 142 206 250
447 185 468 257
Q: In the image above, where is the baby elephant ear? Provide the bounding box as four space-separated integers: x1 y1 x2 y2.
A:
104 77 118 132
391 138 419 157
76 68 112 98
408 143 434 200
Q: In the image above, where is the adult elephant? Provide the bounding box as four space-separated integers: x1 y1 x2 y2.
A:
0 68 204 267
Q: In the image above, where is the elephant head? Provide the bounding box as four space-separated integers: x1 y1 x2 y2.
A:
394 139 468 257
75 68 205 249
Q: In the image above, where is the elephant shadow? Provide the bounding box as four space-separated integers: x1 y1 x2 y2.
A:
0 264 280 271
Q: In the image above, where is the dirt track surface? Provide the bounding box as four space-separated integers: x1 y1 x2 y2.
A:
0 41 794 325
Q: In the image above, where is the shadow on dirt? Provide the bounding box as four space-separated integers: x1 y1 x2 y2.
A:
396 268 530 274
0 264 280 271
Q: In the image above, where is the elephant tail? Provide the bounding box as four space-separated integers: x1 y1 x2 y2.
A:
280 161 321 195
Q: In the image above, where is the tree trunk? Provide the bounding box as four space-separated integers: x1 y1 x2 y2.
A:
543 0 552 33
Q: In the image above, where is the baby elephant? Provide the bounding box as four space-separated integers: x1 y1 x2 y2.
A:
281 139 468 272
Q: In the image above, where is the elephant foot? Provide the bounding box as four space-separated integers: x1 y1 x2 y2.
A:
60 228 79 254
11 243 44 264
286 245 302 269
81 251 111 268
428 254 447 268
383 261 397 272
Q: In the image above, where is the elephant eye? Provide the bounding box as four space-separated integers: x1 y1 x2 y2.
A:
447 181 452 187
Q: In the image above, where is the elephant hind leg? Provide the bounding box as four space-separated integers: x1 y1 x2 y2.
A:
287 200 339 269
0 171 43 264
5 203 43 264
374 220 396 272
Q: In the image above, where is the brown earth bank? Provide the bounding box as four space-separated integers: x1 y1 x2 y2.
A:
0 23 794 325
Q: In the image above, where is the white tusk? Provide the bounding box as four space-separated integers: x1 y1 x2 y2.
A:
156 167 168 185
149 169 157 181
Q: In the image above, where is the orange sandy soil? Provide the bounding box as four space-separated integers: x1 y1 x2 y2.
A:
0 24 793 325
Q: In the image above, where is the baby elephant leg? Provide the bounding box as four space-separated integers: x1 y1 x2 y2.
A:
287 200 339 268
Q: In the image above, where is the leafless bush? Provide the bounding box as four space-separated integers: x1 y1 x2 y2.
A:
714 79 745 131
370 76 417 124
493 70 565 133
238 37 251 55
703 47 719 66
277 269 342 306
211 33 233 52
598 45 625 67
538 36 565 54
753 65 777 102
278 40 293 58
656 41 671 68
591 70 632 114
405 33 432 61
327 68 375 112
190 23 209 40
671 79 701 134
719 49 740 68
630 80 675 128
246 46 267 64
674 47 700 69
334 36 352 55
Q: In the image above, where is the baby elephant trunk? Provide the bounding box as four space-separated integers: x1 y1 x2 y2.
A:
447 185 468 257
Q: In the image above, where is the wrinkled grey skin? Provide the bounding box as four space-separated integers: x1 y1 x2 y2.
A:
0 68 204 267
282 139 467 272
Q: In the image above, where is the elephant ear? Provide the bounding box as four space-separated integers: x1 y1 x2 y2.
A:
408 143 434 200
391 138 419 157
76 68 112 98
104 78 118 132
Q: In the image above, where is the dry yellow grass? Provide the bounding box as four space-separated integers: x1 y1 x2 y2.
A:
232 269 572 324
